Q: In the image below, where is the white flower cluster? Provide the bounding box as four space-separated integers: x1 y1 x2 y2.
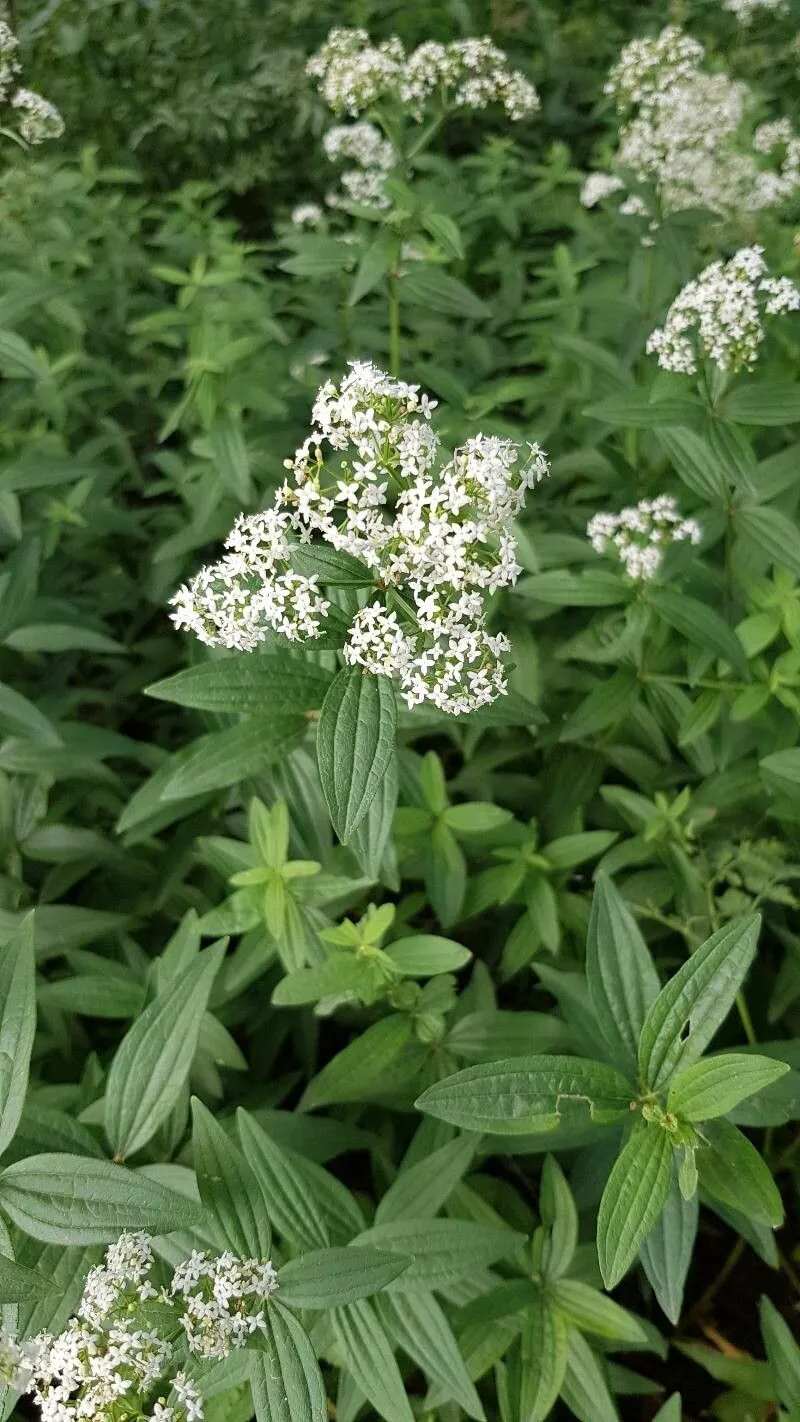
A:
172 362 548 715
646 246 800 374
171 1252 278 1360
0 1233 280 1422
291 202 324 228
585 25 800 219
587 496 702 581
307 28 539 123
580 172 624 208
323 120 395 211
724 0 787 19
0 21 63 143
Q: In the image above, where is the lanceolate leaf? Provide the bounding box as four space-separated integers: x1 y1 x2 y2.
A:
639 1178 698 1325
316 666 397 843
331 1298 414 1422
0 1154 202 1243
237 1110 364 1249
146 654 331 715
278 1246 409 1309
696 1119 783 1228
759 1295 800 1412
586 874 659 1072
375 1290 484 1420
560 1327 620 1422
0 914 36 1158
0 1251 60 1303
667 1053 789 1122
105 941 226 1159
638 914 760 1089
250 1301 327 1422
374 1134 477 1225
597 1124 674 1289
352 1218 522 1290
301 1014 418 1110
416 1055 633 1134
191 1098 272 1259
647 588 750 680
518 1292 568 1422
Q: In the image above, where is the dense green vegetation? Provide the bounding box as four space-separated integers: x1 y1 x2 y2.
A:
0 0 798 1418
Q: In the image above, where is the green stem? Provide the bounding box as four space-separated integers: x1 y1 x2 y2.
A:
735 990 757 1046
388 267 400 378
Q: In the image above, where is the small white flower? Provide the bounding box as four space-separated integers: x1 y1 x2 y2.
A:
11 87 64 144
587 496 702 581
646 246 800 375
290 202 323 228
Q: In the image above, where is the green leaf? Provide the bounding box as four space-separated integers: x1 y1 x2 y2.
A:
736 504 800 579
348 235 393 306
647 588 750 680
0 1251 60 1303
585 392 702 427
723 380 800 425
401 265 490 320
278 1246 408 1309
760 1295 800 1411
415 1055 632 1134
377 1290 483 1419
249 1301 326 1422
331 1298 414 1422
542 831 619 870
317 667 397 843
597 1125 674 1289
374 1135 477 1225
146 654 331 715
4 623 125 653
517 1293 568 1422
560 669 639 742
237 1110 364 1249
443 803 512 835
560 1327 619 1422
586 874 659 1073
550 1279 646 1343
105 942 225 1158
346 752 397 879
0 329 44 379
271 955 373 1007
420 211 465 259
638 915 760 1089
38 975 145 1020
0 1153 202 1243
539 1155 577 1280
384 935 471 976
351 1219 521 1290
760 747 800 803
656 427 727 502
668 1053 789 1122
0 679 62 745
639 1178 698 1325
191 1099 272 1259
290 545 373 587
0 915 36 1157
118 717 306 831
696 1119 783 1228
446 1010 572 1062
652 1396 682 1422
301 1014 417 1110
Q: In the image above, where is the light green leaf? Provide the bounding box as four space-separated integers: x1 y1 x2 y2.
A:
416 1055 632 1134
668 1053 789 1122
375 1135 477 1225
647 588 750 680
301 1014 417 1110
517 1292 568 1422
446 1010 572 1062
639 1178 698 1325
638 915 760 1089
346 752 397 880
560 669 639 742
737 504 800 579
384 935 471 976
348 235 393 306
586 874 659 1073
723 381 800 425
191 1098 272 1259
560 1326 619 1422
271 955 373 1007
696 1119 783 1228
105 942 225 1158
401 265 490 320
146 655 331 715
376 1290 484 1419
331 1298 414 1422
0 1251 60 1303
760 1295 800 1411
550 1279 646 1343
442 803 512 835
237 1110 364 1249
249 1301 326 1422
291 545 373 587
351 1219 522 1290
0 915 36 1157
208 413 251 502
585 393 702 427
0 1153 202 1243
597 1125 673 1289
656 427 727 502
0 330 43 379
278 1246 409 1310
317 667 397 843
539 1155 577 1281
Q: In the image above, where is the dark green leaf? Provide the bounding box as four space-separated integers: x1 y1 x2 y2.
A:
191 1098 272 1259
278 1246 409 1309
416 1055 632 1134
647 588 750 680
639 1179 697 1325
667 1053 789 1122
317 667 397 843
249 1301 326 1422
597 1125 673 1289
331 1298 414 1422
0 1154 202 1243
586 874 659 1073
0 915 36 1156
146 655 331 715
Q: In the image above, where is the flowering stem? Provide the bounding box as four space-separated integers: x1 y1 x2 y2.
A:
389 267 401 377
